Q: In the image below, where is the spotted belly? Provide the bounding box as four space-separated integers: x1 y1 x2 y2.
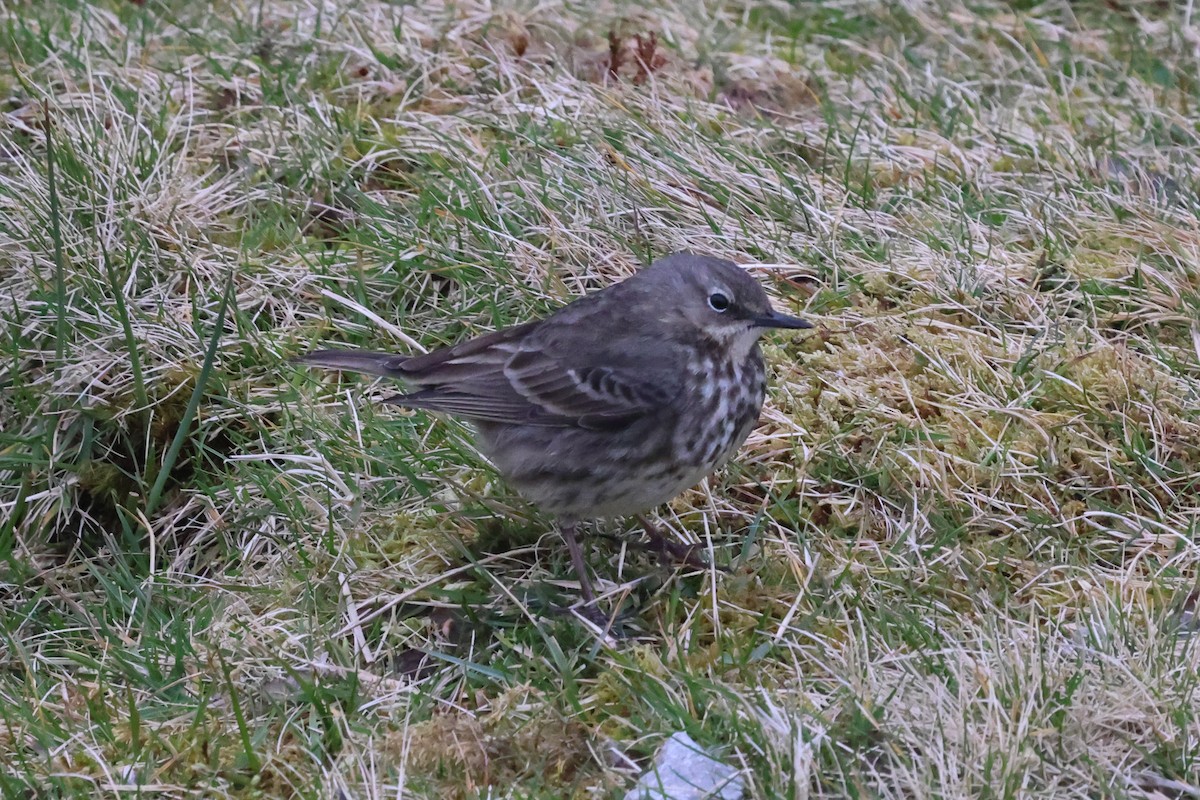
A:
474 351 769 521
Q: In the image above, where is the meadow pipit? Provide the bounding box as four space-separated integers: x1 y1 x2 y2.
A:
295 252 812 602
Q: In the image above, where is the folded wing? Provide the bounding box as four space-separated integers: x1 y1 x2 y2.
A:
300 319 681 430
392 328 676 430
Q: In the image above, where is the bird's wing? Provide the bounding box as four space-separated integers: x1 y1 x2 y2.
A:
390 320 682 429
300 285 686 429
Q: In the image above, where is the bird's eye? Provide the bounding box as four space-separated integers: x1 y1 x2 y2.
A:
707 292 731 312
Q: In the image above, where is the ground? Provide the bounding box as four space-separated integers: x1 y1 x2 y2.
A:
2 0 1200 797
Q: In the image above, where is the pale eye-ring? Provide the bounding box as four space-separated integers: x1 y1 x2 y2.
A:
707 292 731 312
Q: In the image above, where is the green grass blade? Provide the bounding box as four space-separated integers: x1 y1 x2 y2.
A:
144 272 233 516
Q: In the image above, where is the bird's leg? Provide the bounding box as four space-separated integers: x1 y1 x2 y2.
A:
560 520 596 604
635 514 718 571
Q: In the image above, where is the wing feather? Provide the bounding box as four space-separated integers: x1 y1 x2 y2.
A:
300 294 683 429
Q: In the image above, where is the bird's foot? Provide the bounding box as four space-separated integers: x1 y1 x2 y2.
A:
591 517 728 573
530 593 639 639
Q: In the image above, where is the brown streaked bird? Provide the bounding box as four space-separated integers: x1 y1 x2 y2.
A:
294 252 812 603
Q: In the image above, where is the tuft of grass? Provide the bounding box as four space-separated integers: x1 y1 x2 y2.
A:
2 0 1200 797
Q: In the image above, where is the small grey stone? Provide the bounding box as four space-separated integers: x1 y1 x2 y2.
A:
624 732 744 800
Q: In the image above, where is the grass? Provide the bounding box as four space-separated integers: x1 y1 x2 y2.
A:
2 0 1200 796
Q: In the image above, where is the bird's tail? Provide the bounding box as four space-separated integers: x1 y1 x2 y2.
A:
292 349 412 379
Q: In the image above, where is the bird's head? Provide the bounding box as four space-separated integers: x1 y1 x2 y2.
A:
638 252 812 359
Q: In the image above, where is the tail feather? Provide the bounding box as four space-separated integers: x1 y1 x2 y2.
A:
292 349 411 379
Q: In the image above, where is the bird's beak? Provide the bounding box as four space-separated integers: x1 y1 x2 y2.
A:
752 310 814 330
